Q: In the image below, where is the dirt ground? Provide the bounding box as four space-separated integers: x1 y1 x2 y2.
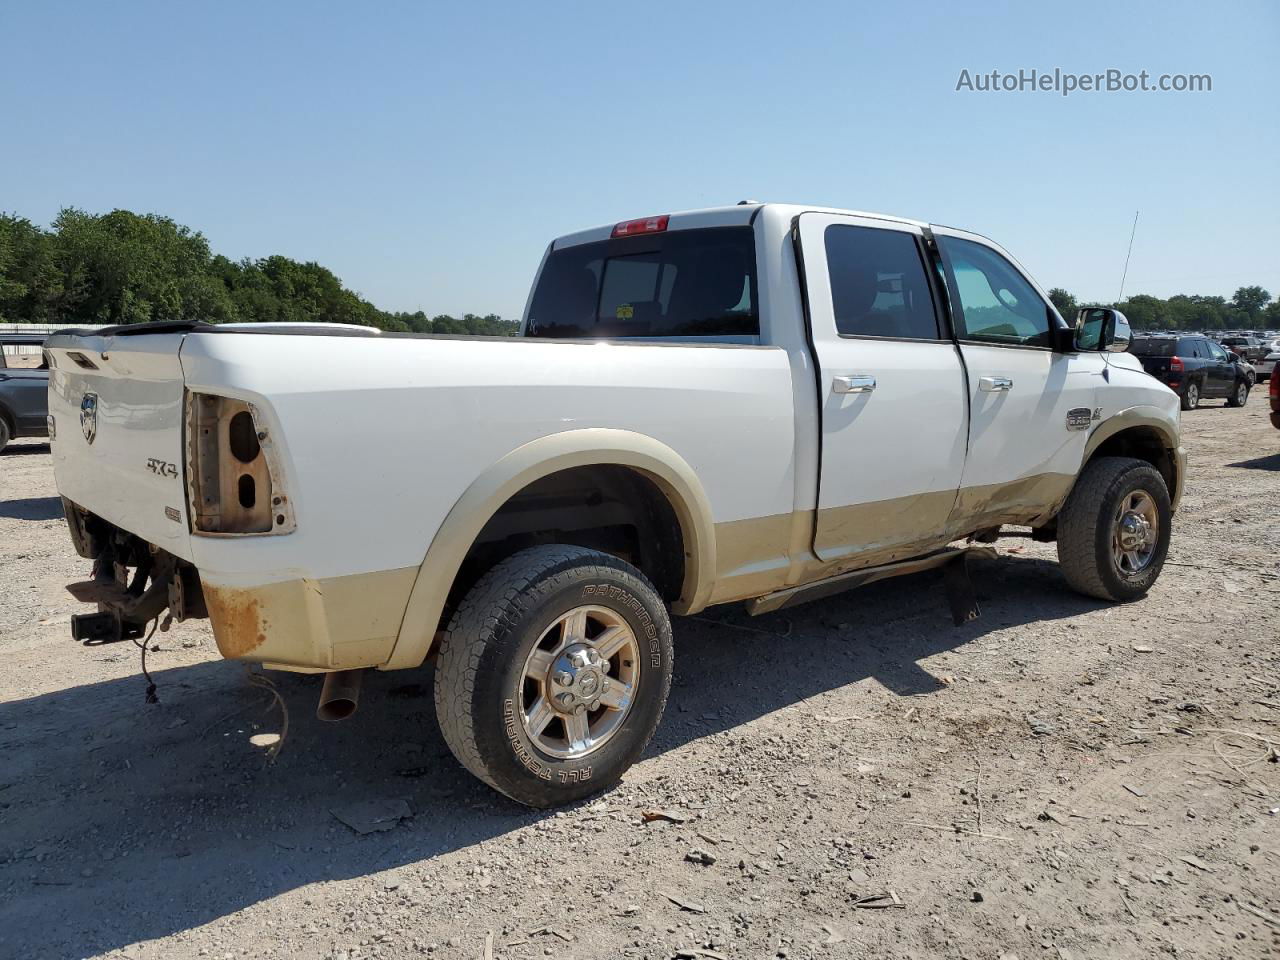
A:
1 399 1277 960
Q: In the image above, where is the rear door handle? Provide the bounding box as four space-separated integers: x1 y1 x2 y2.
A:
979 376 1013 392
833 375 876 394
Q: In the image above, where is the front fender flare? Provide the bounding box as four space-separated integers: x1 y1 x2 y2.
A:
1081 405 1186 511
383 428 717 670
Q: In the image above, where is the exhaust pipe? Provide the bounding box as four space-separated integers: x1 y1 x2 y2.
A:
317 669 364 722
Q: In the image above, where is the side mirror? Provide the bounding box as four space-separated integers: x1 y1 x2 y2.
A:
1074 307 1131 353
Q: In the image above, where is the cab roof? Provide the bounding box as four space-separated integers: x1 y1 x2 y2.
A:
551 202 928 250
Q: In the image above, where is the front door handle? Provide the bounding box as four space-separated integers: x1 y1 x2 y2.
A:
833 375 876 394
979 376 1013 392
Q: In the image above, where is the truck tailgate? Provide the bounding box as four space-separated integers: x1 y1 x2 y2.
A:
46 332 194 561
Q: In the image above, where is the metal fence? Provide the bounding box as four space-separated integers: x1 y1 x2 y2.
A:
1 323 109 361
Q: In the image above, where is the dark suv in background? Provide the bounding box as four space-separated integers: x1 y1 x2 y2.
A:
0 332 51 453
1129 334 1251 410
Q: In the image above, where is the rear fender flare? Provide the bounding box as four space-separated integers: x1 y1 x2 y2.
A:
384 428 717 670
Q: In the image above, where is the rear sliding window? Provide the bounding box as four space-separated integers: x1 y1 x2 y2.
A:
526 227 758 338
1129 339 1177 357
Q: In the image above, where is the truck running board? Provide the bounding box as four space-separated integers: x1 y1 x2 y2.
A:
744 546 997 621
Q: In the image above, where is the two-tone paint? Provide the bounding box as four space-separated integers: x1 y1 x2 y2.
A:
46 203 1184 674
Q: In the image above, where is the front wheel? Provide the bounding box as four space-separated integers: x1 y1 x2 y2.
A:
1180 382 1199 410
1227 381 1249 407
434 545 673 807
0 418 9 453
1056 457 1172 602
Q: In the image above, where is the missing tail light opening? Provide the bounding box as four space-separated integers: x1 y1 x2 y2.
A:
186 393 294 535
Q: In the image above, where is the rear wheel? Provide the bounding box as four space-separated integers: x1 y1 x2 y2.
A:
0 418 9 453
434 545 672 807
1056 457 1172 602
1226 380 1249 407
1180 381 1199 410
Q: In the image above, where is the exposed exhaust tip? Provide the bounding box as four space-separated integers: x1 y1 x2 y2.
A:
317 669 364 722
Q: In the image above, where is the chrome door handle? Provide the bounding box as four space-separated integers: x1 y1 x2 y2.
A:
833 375 876 394
979 376 1013 392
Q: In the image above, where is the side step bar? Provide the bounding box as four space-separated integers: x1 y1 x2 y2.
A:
744 546 997 619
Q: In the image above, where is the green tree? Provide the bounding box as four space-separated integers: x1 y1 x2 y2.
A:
1231 286 1271 319
1047 288 1078 322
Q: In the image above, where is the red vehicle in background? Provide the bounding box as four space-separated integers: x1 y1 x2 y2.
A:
1271 364 1280 430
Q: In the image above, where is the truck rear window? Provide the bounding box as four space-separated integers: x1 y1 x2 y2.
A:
526 227 758 339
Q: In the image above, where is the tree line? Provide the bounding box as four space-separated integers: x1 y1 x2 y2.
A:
2 207 1273 335
1048 285 1277 332
0 208 518 335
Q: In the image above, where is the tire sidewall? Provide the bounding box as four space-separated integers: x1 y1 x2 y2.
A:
468 561 672 805
0 418 10 452
1091 465 1172 601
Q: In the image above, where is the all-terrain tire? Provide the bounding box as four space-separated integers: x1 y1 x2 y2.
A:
434 545 673 808
1180 382 1199 411
1226 381 1249 407
1056 457 1172 602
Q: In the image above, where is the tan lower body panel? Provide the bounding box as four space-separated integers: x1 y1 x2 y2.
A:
708 472 1075 606
202 566 418 671
204 475 1076 670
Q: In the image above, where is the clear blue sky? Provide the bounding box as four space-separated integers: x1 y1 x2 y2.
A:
2 0 1276 318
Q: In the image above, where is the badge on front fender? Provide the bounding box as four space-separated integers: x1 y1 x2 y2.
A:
1066 407 1100 431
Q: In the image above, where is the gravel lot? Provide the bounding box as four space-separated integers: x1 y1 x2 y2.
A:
1 399 1277 960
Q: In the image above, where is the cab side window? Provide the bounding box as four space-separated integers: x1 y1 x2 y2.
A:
824 225 941 340
938 237 1054 348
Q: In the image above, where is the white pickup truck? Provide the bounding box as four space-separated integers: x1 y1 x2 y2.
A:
47 203 1185 806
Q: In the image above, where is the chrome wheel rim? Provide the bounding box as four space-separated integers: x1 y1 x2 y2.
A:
1112 489 1159 577
518 605 640 760
1186 385 1198 408
1237 384 1247 405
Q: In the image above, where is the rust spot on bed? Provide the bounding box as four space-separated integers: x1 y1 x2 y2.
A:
203 585 269 659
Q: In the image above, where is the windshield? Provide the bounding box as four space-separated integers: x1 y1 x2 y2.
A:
526 226 758 339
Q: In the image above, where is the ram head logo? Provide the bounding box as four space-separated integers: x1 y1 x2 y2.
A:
80 393 98 444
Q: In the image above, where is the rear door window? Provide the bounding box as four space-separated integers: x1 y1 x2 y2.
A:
823 225 940 339
526 226 757 339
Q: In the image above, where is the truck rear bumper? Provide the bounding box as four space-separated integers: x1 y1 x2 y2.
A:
200 567 418 671
64 496 419 673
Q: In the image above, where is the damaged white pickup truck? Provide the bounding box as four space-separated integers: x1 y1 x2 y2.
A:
47 203 1185 806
